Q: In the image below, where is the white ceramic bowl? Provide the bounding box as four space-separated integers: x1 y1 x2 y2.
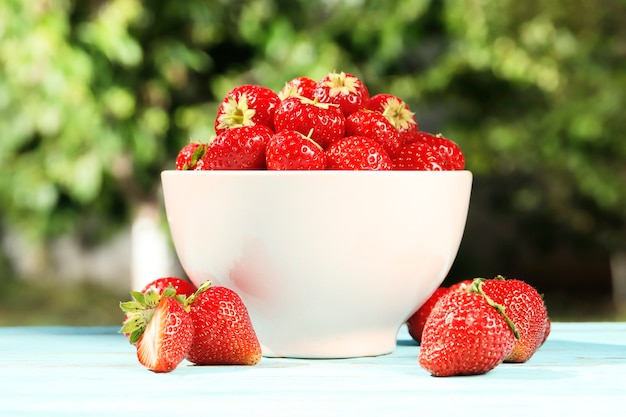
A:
161 170 472 358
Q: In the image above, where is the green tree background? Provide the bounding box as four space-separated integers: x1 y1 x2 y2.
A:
1 0 624 323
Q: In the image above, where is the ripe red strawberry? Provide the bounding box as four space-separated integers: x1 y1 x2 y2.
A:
448 279 473 292
273 95 345 148
141 276 198 297
278 76 317 100
345 109 402 156
366 93 418 143
418 287 517 377
313 71 370 117
406 286 450 344
176 142 209 170
404 131 465 166
214 84 280 134
266 130 327 170
120 287 194 373
392 132 465 171
326 136 393 170
185 281 262 366
541 317 551 346
480 276 549 363
203 125 274 170
393 141 441 170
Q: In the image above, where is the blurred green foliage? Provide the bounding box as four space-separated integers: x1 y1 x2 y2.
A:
0 0 624 270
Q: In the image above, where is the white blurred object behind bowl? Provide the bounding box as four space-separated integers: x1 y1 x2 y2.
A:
161 170 472 358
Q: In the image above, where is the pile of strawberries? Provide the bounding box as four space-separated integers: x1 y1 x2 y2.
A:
120 277 261 373
407 275 550 377
175 71 465 171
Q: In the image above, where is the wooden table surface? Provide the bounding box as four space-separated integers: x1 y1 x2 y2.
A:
1 322 624 416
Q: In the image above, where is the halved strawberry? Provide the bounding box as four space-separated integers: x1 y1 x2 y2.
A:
313 71 370 117
185 281 262 366
273 95 345 148
214 84 280 134
266 130 327 170
120 287 194 373
204 125 274 170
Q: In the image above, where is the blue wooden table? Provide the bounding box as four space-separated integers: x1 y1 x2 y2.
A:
1 322 624 416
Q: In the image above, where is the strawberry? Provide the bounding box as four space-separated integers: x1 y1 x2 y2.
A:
203 125 274 170
448 279 473 292
366 93 418 143
541 316 551 346
406 286 450 344
480 276 549 363
175 142 209 170
214 84 281 134
326 136 393 170
185 281 262 366
120 287 194 373
266 130 327 170
313 71 370 117
393 141 442 171
345 109 402 156
392 132 465 171
273 95 345 148
278 76 317 100
141 276 198 297
418 284 518 377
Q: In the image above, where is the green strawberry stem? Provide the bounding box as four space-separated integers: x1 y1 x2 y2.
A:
185 280 213 307
468 278 520 340
119 285 188 344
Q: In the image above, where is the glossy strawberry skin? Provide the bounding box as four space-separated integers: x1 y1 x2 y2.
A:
394 132 465 171
326 136 392 171
392 141 441 170
214 84 281 134
176 142 208 170
204 125 274 170
278 76 317 100
480 277 549 363
418 290 516 377
141 277 198 297
273 96 345 149
366 93 418 142
266 130 327 170
448 279 473 292
393 132 465 171
135 296 194 373
345 109 402 156
187 285 262 366
313 71 370 117
406 286 450 345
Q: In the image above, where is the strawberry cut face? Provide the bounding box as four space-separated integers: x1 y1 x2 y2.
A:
135 296 194 373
